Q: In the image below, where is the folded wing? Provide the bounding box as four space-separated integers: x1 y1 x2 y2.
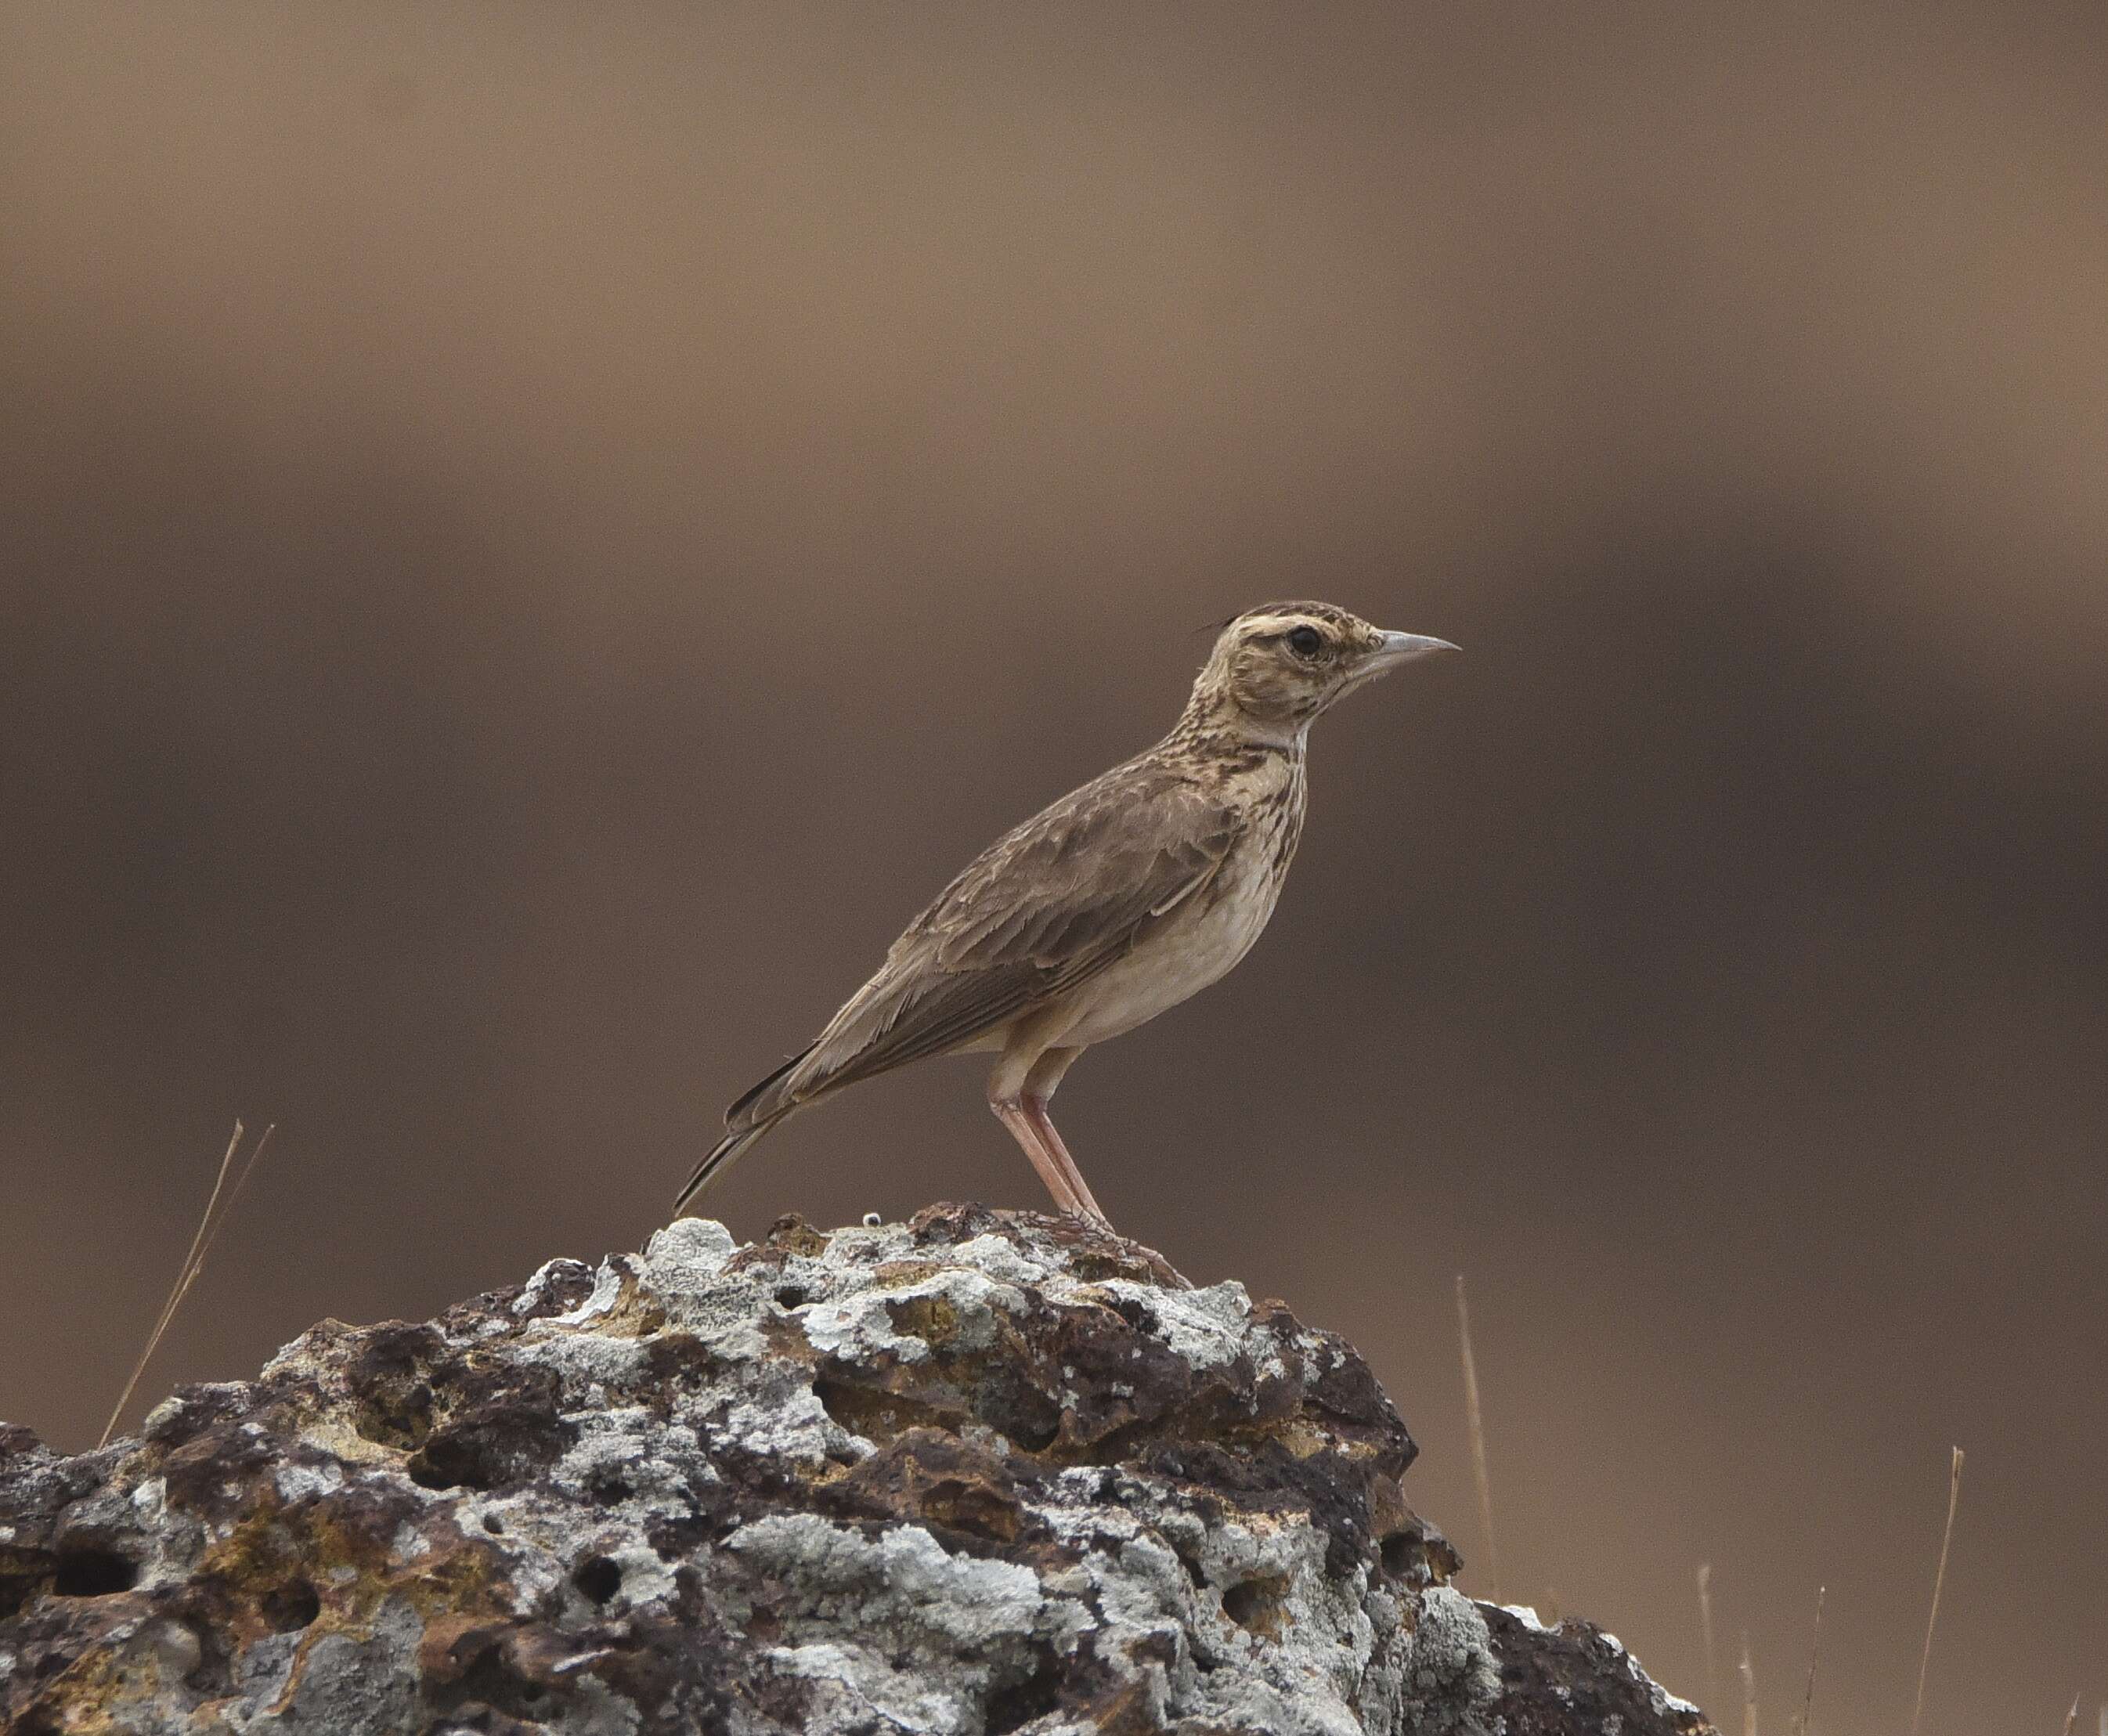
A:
741 759 1238 1128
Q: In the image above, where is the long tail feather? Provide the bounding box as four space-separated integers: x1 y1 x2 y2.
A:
673 1117 778 1216
725 1041 815 1128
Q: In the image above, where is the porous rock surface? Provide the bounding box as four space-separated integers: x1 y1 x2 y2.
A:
1 1204 1712 1734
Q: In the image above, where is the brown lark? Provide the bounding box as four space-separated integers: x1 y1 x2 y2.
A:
675 602 1457 1227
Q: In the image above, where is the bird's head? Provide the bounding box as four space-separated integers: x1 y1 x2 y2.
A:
1187 601 1458 742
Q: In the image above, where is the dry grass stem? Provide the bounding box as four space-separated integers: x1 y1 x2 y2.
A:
98 1120 277 1449
1792 1584 1825 1736
1698 1562 1718 1713
2059 1696 2079 1736
1910 1445 1965 1736
1453 1274 1500 1601
1739 1630 1757 1736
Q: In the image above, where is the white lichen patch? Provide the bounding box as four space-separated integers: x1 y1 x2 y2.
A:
799 1265 1020 1366
272 1460 345 1504
550 1413 710 1507
600 1542 680 1611
1046 1474 1400 1735
550 1256 637 1328
513 1256 588 1316
728 1514 1083 1652
1400 1586 1503 1731
639 1216 738 1290
723 1383 867 1468
722 1514 1089 1733
1091 1278 1255 1369
795 1292 931 1365
768 1639 972 1736
514 1325 653 1389
943 1231 1052 1288
388 1520 431 1561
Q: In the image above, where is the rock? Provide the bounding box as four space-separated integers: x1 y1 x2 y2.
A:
0 1204 1713 1734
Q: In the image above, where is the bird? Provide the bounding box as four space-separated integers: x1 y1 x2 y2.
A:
675 601 1458 1228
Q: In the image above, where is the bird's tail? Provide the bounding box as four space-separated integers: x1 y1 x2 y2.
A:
671 1117 780 1217
673 1041 820 1217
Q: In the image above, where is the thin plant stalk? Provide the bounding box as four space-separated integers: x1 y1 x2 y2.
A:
2059 1696 2078 1736
1698 1562 1718 1713
1454 1274 1500 1602
98 1121 276 1448
1450 1272 1500 1601
1910 1446 1965 1736
1739 1630 1757 1736
1793 1584 1825 1736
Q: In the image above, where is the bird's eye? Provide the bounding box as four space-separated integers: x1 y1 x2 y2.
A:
1287 626 1324 657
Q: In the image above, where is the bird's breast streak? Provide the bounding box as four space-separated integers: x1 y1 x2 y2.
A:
1056 798 1299 1048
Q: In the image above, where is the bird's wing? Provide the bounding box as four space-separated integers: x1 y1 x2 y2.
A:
729 759 1240 1128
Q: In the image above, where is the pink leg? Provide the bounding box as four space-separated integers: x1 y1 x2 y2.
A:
988 1093 1085 1215
1021 1047 1110 1227
1022 1100 1109 1226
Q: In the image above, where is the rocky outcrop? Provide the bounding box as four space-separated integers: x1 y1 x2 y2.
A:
0 1204 1711 1734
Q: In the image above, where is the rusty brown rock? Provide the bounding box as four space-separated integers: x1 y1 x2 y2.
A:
0 1205 1713 1734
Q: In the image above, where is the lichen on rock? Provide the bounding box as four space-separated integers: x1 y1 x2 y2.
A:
1 1204 1713 1734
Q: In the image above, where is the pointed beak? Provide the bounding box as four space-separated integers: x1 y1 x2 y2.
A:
1370 630 1461 667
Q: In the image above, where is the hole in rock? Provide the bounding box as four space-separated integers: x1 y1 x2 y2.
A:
52 1547 137 1597
773 1284 814 1310
1004 1413 1060 1454
984 1649 1063 1734
262 1579 321 1632
1222 1574 1289 1638
572 1555 623 1604
408 1436 498 1492
352 1380 434 1451
446 1644 557 1721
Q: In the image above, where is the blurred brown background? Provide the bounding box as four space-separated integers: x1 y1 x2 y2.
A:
3 3 2103 1728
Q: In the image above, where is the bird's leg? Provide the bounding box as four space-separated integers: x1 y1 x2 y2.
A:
1021 1047 1110 1227
987 1034 1095 1218
987 1092 1085 1215
1023 1104 1108 1225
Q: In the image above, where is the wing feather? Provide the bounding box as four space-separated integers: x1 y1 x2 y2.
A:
724 757 1239 1131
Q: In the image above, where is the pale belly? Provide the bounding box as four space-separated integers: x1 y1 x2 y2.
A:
1053 854 1284 1048
955 761 1305 1061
